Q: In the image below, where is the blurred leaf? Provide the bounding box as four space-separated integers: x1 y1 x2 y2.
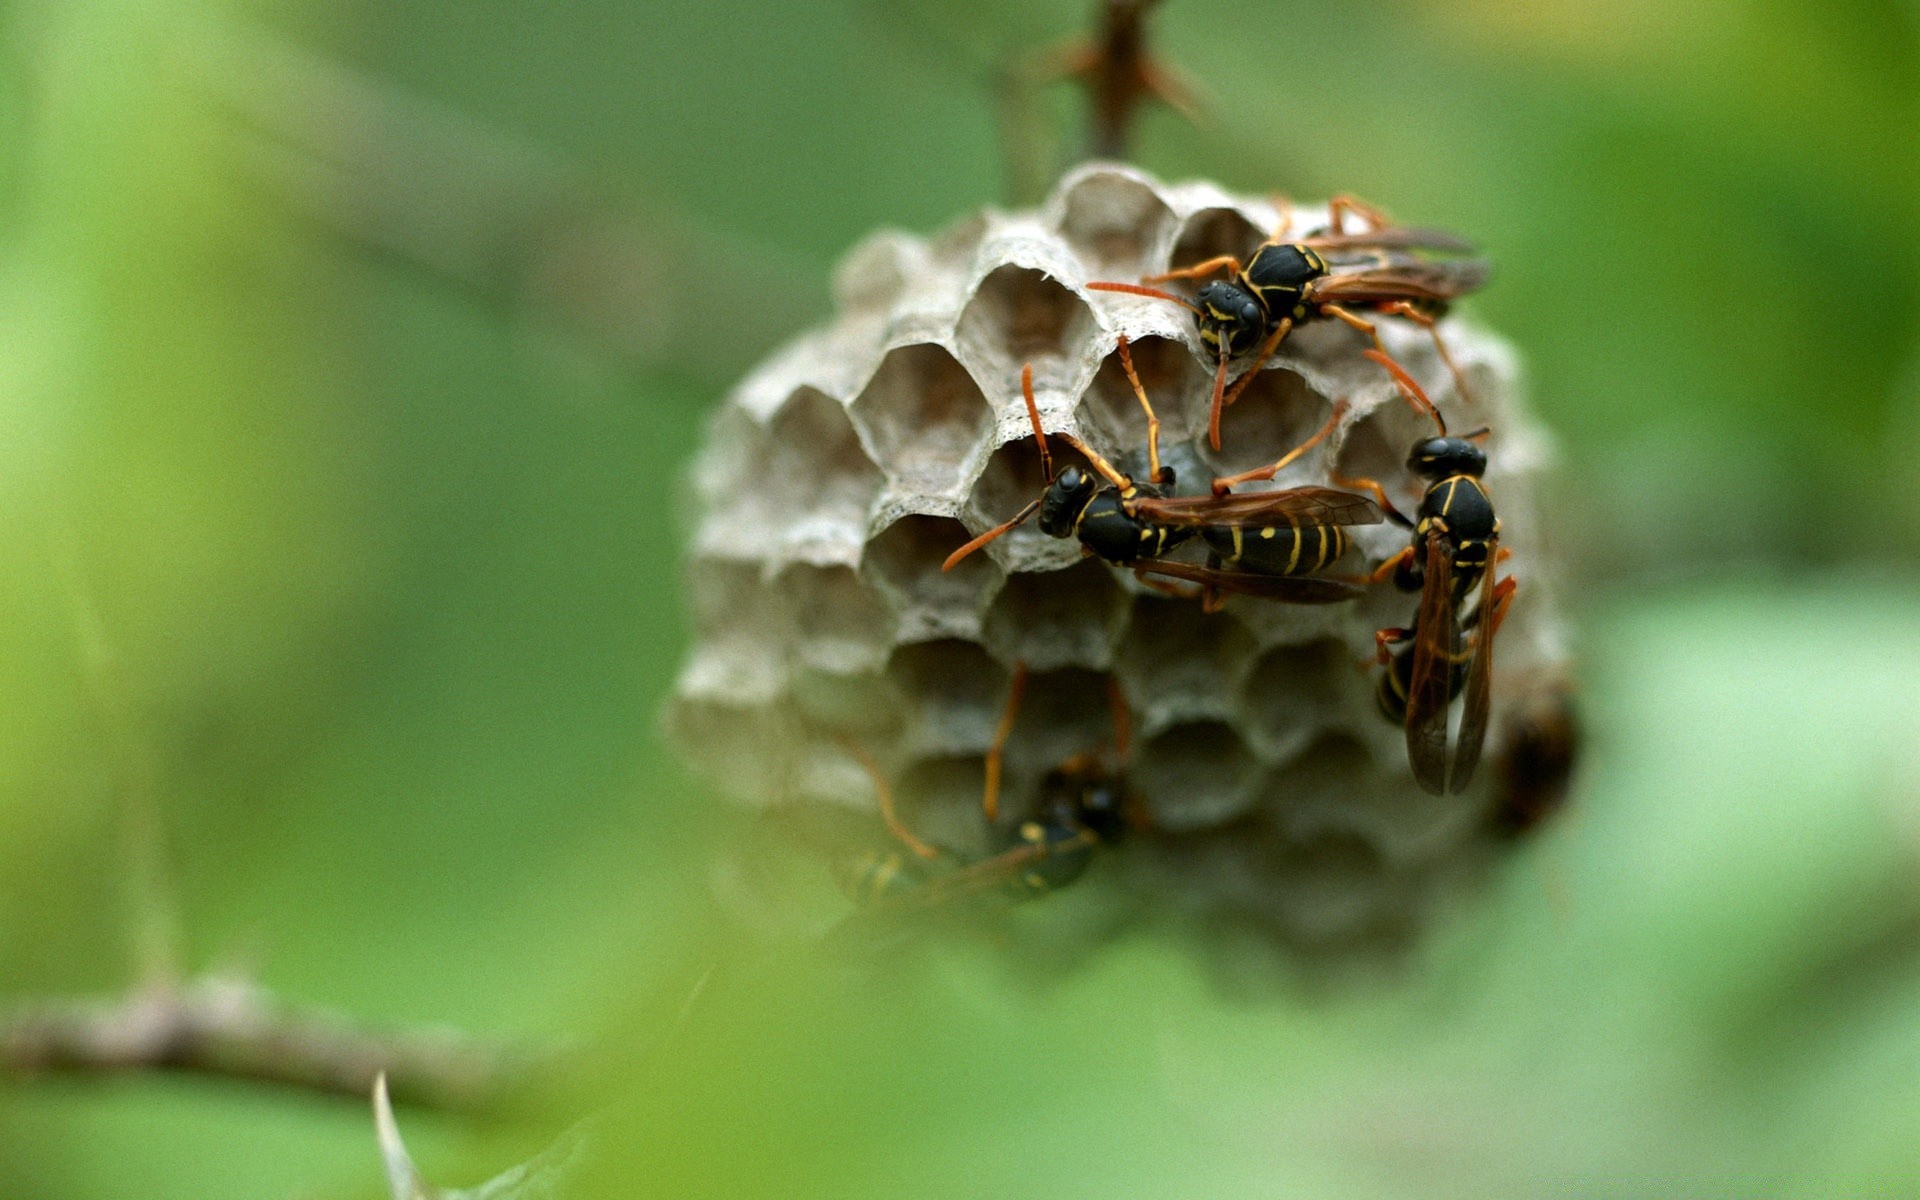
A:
375 1076 586 1200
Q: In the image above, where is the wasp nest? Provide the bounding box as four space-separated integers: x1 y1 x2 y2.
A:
670 164 1569 961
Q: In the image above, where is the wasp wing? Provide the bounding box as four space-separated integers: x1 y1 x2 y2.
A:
1308 259 1491 305
1403 531 1457 796
1130 486 1383 530
1135 559 1366 604
1448 535 1501 793
1296 227 1477 255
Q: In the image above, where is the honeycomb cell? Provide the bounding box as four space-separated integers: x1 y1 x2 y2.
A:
999 665 1126 795
663 692 796 805
893 754 994 858
779 563 896 670
1261 828 1394 947
1167 206 1266 278
1074 336 1209 462
1201 367 1337 481
684 557 788 644
788 662 897 739
848 342 994 493
833 230 928 316
954 264 1100 395
884 638 1014 759
1332 386 1438 500
1238 639 1356 759
766 386 882 517
863 514 1002 643
1049 165 1177 278
980 558 1129 672
1132 719 1259 830
1115 595 1255 731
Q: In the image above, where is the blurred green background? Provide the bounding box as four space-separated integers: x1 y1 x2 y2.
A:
2 1 1918 1195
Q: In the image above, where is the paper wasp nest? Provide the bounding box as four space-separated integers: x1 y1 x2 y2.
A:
670 164 1569 962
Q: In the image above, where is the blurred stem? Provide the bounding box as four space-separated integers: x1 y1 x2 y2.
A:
0 975 551 1112
179 18 823 384
50 528 183 991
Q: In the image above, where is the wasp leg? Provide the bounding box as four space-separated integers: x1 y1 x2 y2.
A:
1114 335 1166 484
1145 254 1243 285
1215 316 1297 425
1354 544 1415 587
1134 569 1205 601
1210 401 1346 494
842 739 940 861
1375 625 1413 666
1266 193 1296 242
1326 193 1394 236
1376 300 1475 406
1330 470 1412 528
982 662 1031 824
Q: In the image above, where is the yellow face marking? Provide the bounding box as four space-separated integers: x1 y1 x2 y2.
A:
1259 526 1276 539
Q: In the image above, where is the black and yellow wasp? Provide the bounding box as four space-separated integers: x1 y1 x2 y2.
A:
1087 195 1488 452
942 339 1381 609
1340 350 1515 795
833 663 1136 917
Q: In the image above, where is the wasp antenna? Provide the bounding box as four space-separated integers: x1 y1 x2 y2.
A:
1086 280 1204 316
1362 349 1446 435
942 499 1041 572
1018 363 1053 481
1058 433 1132 492
1461 425 1493 442
983 662 1031 823
1206 348 1229 451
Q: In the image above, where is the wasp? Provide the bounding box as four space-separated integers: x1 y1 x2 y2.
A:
835 662 1138 916
942 339 1381 608
1338 350 1515 795
1486 684 1579 839
1087 195 1488 452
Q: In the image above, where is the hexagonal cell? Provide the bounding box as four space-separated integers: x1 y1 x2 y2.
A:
1200 367 1338 482
832 229 928 315
776 562 896 670
848 342 994 493
997 665 1127 797
1264 730 1476 868
1254 825 1394 947
662 693 797 805
787 662 898 739
1238 638 1356 759
1332 389 1436 505
1167 206 1266 278
1051 167 1176 279
1115 595 1255 731
893 754 994 858
884 638 1014 759
1132 719 1259 831
764 386 883 522
863 514 1002 643
979 558 1129 672
953 264 1099 394
684 558 790 644
1073 336 1210 463
689 405 766 511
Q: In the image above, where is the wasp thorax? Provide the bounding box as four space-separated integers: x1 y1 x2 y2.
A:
671 162 1567 968
1408 436 1487 480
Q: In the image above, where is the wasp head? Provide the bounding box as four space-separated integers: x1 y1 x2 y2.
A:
1194 281 1268 357
1407 436 1486 480
1037 465 1098 537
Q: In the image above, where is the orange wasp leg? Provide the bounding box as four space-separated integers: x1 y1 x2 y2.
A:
982 662 1031 823
842 738 940 861
1211 401 1348 494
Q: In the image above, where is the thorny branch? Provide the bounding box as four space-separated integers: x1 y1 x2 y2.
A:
0 975 551 1113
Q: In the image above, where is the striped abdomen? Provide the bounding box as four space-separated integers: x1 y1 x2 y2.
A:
1204 521 1351 576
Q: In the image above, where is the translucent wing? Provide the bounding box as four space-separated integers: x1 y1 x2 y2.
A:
1134 559 1366 604
1308 259 1491 305
1130 486 1383 530
1296 227 1477 255
1448 534 1501 792
1403 531 1457 796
